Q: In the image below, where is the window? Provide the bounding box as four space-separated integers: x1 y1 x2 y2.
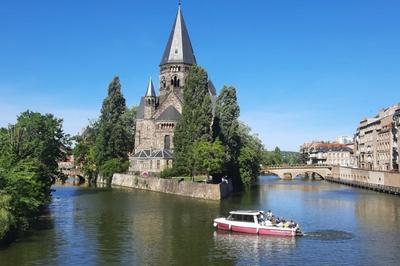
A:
164 135 171 149
229 214 255 223
157 160 160 169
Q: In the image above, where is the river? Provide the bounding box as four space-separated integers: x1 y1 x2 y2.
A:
1 175 400 265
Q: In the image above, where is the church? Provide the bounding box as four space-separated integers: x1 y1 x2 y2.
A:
129 4 216 174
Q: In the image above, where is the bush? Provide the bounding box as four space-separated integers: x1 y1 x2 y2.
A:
0 194 15 241
160 166 188 179
99 159 129 184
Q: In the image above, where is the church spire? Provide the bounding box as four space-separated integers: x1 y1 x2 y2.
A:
145 77 156 97
160 4 196 66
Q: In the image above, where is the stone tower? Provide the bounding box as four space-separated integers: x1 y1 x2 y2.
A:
130 3 216 174
159 4 196 99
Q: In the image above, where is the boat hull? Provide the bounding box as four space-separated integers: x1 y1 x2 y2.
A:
214 220 301 237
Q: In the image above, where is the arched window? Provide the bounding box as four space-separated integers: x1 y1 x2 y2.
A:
164 135 171 150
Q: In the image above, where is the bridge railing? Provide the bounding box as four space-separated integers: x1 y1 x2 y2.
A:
262 164 332 170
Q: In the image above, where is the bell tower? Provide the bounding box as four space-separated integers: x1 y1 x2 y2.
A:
159 3 196 97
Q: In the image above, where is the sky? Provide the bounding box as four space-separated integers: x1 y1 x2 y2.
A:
1 0 399 151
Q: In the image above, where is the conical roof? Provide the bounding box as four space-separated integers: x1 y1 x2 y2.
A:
145 77 156 97
160 5 196 66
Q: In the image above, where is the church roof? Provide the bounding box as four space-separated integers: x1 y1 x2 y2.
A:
136 97 145 119
155 106 181 121
145 77 156 97
160 5 196 66
208 80 217 96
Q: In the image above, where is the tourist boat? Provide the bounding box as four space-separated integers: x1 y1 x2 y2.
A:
213 210 302 237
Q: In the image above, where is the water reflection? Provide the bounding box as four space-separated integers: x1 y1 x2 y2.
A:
1 178 400 265
212 231 296 264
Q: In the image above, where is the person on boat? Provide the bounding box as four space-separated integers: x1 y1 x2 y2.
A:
284 220 291 228
289 220 297 228
266 210 273 220
257 215 264 224
264 219 272 226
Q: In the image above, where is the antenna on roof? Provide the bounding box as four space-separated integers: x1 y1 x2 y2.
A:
178 0 182 6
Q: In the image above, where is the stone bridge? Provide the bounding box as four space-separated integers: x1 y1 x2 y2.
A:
261 165 333 180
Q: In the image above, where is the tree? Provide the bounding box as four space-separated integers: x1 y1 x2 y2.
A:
72 78 137 184
213 86 241 186
73 122 98 183
173 66 213 175
95 77 131 183
122 106 137 148
273 146 283 165
192 140 225 180
98 158 129 181
238 123 264 186
0 111 69 242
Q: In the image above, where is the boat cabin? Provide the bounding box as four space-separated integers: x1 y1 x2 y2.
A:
227 210 265 224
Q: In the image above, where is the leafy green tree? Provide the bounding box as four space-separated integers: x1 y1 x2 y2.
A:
0 111 69 242
262 147 298 167
0 193 14 240
238 123 264 186
122 106 137 148
192 140 225 180
173 66 213 175
73 122 98 183
281 151 300 165
273 146 283 165
98 158 129 181
213 86 241 186
95 77 132 183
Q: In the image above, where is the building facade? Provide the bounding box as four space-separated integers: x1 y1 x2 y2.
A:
300 141 354 166
130 5 216 174
355 104 400 171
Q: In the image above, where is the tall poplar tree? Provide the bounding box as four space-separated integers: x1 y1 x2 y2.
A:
173 66 213 174
95 77 131 181
213 86 242 188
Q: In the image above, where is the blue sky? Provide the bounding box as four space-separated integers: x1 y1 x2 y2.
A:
1 0 399 151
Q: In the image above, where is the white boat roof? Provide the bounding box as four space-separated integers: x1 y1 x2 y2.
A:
229 210 263 215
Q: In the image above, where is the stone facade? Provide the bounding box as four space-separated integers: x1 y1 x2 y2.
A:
354 104 400 171
109 173 233 201
130 5 216 174
327 166 400 194
300 141 354 166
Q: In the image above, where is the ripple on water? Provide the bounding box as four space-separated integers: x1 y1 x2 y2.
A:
303 230 354 241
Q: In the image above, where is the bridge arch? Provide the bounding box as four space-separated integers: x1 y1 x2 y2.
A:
262 166 332 180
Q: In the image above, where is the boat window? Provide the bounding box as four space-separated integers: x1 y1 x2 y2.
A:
245 215 255 223
230 214 255 223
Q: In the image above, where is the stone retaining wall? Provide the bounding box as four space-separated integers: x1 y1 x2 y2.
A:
101 174 233 201
327 166 400 195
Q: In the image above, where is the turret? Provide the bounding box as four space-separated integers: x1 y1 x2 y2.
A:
144 77 157 119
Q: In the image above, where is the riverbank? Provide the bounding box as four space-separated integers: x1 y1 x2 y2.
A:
98 173 233 200
326 166 400 195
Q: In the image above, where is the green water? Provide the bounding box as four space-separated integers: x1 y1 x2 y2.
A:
1 176 400 265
